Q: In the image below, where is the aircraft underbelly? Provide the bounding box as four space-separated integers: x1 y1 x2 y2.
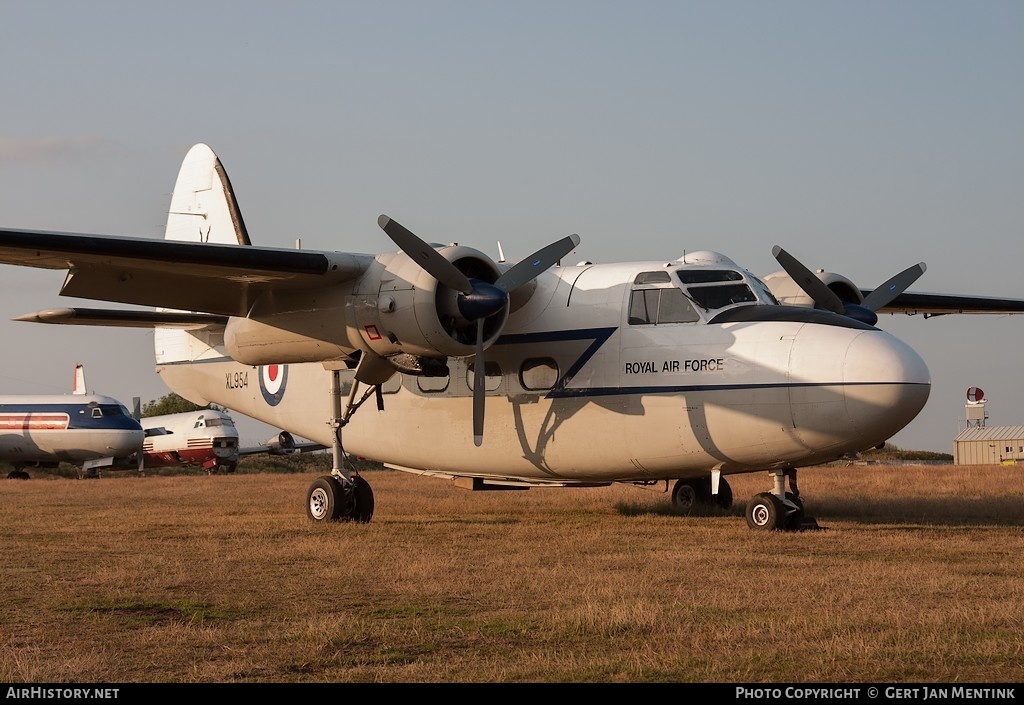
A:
0 429 138 462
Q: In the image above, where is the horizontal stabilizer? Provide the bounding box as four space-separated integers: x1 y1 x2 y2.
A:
14 307 228 329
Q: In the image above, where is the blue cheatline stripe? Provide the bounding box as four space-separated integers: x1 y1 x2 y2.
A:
548 381 929 399
156 329 928 402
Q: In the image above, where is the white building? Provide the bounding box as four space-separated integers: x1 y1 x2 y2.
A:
953 425 1024 465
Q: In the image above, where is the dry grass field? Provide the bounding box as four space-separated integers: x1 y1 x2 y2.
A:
2 462 1023 683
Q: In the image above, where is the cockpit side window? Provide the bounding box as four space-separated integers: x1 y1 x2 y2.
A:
628 287 699 325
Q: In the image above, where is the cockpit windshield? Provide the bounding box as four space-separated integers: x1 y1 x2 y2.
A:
675 269 759 311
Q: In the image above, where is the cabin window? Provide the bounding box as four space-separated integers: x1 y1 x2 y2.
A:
520 358 559 390
467 361 502 391
417 374 450 393
628 288 699 324
91 408 103 419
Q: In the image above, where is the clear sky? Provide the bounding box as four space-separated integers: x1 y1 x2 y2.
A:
0 1 1021 452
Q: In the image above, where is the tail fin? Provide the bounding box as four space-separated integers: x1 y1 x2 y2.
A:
156 144 238 366
72 363 87 395
164 143 250 246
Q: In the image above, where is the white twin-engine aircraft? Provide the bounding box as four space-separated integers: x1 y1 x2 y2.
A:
1 144 1022 529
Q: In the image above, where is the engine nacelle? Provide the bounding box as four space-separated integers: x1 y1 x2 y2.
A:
762 269 863 309
224 244 512 369
351 244 508 360
265 431 298 455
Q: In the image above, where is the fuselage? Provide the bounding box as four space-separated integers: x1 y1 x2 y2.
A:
0 394 144 466
155 253 931 484
141 409 239 470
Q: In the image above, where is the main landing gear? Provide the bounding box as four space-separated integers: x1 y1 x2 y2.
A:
305 366 377 524
307 474 374 523
671 476 733 513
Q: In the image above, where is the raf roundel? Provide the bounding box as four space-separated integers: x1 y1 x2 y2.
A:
259 364 288 406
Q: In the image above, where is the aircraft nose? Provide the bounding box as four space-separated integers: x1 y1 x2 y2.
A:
841 331 931 441
111 429 146 455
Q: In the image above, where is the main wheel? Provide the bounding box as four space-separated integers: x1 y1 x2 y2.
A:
714 477 733 509
349 475 374 523
306 475 344 522
746 492 784 530
671 478 711 513
784 491 805 531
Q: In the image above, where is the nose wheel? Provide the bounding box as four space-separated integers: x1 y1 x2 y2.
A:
745 471 816 531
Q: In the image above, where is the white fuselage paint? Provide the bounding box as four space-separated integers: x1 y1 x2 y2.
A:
155 260 931 484
0 394 144 465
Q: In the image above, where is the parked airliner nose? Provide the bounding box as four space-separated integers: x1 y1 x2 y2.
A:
842 331 931 441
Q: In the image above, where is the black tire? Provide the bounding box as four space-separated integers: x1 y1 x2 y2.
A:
714 477 733 509
306 474 375 524
306 475 344 522
784 491 805 531
349 475 374 523
671 478 711 513
746 492 784 530
7 469 30 480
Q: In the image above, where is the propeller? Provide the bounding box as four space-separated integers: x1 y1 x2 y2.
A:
378 215 579 446
771 246 926 326
860 262 927 312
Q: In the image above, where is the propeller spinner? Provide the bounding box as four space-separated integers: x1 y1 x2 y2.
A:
771 245 925 326
379 215 579 446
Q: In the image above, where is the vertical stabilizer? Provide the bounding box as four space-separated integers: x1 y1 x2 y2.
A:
72 363 87 395
164 143 250 246
156 144 238 367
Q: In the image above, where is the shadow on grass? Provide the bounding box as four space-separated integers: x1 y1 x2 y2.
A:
614 495 1024 527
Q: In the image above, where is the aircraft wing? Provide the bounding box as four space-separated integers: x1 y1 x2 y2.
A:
867 290 1024 316
0 228 372 317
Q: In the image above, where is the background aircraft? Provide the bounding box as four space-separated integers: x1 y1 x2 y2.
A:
1 364 144 479
1 144 1022 529
138 408 240 474
138 410 325 473
77 365 323 475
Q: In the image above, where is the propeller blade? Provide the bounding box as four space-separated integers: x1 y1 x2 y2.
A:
378 215 473 295
494 233 580 293
771 245 846 315
860 262 927 312
473 318 485 446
